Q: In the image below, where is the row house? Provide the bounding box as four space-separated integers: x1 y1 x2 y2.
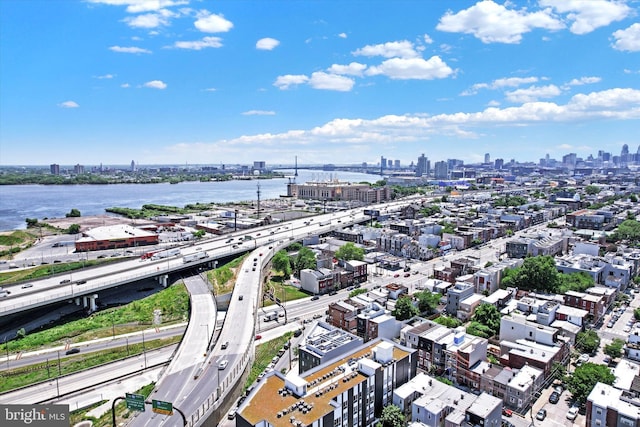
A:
376 231 412 257
566 209 606 229
474 258 523 294
586 382 640 427
499 339 569 380
326 299 364 335
442 331 488 387
393 373 502 427
446 282 475 315
331 228 364 244
343 260 369 284
298 322 364 374
564 290 606 323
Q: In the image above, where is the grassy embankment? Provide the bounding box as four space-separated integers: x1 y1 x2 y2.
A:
245 332 293 391
0 258 120 285
0 230 38 259
262 272 309 307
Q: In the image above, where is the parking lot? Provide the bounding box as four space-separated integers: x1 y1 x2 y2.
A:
531 384 584 426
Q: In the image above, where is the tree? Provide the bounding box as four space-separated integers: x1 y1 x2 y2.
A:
334 242 364 261
566 362 615 405
501 255 561 293
288 242 302 252
67 224 80 234
613 219 640 243
557 272 595 294
293 247 316 275
434 315 461 328
415 290 440 315
349 288 367 298
634 307 640 321
65 208 81 217
604 338 625 360
192 230 206 239
466 321 494 338
378 404 405 427
471 303 501 336
575 330 600 355
393 296 418 321
584 185 601 195
272 250 292 279
25 218 38 227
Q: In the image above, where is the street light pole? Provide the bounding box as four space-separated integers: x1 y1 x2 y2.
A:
142 331 147 369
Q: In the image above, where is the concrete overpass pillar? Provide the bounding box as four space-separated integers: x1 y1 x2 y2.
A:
75 298 81 306
161 274 168 288
89 294 98 312
82 296 88 308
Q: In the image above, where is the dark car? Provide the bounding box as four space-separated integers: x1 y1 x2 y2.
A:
549 391 560 404
293 329 302 337
65 348 80 355
311 295 320 301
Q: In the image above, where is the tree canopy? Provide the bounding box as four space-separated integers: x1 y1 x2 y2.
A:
501 255 594 294
378 404 405 427
603 338 625 360
434 315 461 328
470 303 501 336
272 250 292 279
415 290 440 315
566 362 615 405
584 185 601 195
334 242 364 261
393 296 418 321
293 247 317 276
575 330 600 355
613 219 640 243
66 208 81 217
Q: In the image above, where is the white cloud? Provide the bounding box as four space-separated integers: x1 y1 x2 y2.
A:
462 76 540 95
95 74 115 79
242 110 276 116
436 0 564 44
194 10 233 33
505 84 562 103
352 40 419 58
366 56 454 80
143 80 167 89
539 0 631 35
203 87 217 92
612 23 640 52
566 76 601 86
309 72 355 92
256 37 280 50
166 88 640 161
123 9 174 28
327 62 367 77
86 0 188 13
423 34 433 44
121 83 131 88
109 45 151 54
338 32 347 39
172 36 223 50
58 101 79 108
273 74 309 90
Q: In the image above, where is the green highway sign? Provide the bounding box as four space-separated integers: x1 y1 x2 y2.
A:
125 393 145 412
152 399 174 416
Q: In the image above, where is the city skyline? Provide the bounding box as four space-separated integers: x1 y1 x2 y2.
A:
1 0 639 166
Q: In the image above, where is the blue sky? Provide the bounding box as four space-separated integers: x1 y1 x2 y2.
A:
1 0 639 168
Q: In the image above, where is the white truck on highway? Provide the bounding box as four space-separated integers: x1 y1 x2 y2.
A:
183 251 208 263
263 312 278 322
151 248 181 260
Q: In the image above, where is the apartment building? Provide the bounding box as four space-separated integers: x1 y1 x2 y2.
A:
236 339 417 427
586 382 640 427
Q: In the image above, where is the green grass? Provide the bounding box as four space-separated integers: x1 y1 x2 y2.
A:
263 274 309 307
0 336 180 393
208 255 246 294
70 382 156 427
1 284 189 353
0 230 36 247
245 332 292 390
0 258 121 284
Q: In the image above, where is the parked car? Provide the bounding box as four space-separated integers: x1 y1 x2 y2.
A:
502 408 513 417
578 353 589 364
65 348 80 355
607 321 615 328
255 335 262 340
536 409 547 421
566 406 579 420
549 391 560 404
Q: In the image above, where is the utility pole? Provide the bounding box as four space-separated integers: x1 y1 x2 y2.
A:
256 182 261 220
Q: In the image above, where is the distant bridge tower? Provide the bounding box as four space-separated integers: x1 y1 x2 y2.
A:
257 182 261 219
295 156 298 176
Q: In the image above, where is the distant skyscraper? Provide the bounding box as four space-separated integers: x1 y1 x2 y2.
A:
484 153 490 164
253 161 266 170
447 159 463 170
131 160 136 172
394 159 400 169
621 144 630 166
50 164 60 175
380 156 386 174
494 158 504 170
563 153 577 168
387 159 392 168
416 154 429 177
434 161 448 179
73 164 84 174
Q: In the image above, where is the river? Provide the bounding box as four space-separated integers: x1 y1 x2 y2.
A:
0 170 380 231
